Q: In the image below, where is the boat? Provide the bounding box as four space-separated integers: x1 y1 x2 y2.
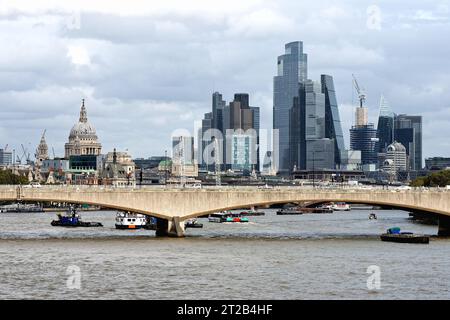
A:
277 206 333 215
0 203 44 213
208 211 230 223
277 207 304 215
51 208 103 227
369 213 377 220
115 211 147 229
143 217 158 230
225 215 249 223
208 211 249 223
185 218 203 228
380 227 429 244
240 210 265 216
331 202 351 211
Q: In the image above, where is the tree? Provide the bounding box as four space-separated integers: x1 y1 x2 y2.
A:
410 169 450 187
0 169 29 185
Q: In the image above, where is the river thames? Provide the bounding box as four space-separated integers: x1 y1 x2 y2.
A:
0 209 449 300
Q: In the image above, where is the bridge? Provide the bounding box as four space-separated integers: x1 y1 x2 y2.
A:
1 185 450 237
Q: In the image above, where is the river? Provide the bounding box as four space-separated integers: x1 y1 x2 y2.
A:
0 209 449 299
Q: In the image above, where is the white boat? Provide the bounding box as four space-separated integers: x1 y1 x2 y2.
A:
331 202 351 211
115 211 147 229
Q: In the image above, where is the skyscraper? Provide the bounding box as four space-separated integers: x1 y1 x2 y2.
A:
321 75 346 167
199 92 260 173
350 124 378 166
274 41 307 175
376 95 394 153
394 114 422 170
223 94 260 172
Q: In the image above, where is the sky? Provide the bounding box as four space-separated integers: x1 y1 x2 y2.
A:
0 0 449 162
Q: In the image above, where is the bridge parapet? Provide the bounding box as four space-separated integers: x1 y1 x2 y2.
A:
2 185 450 237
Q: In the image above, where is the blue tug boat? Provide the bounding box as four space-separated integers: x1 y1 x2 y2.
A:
51 207 103 228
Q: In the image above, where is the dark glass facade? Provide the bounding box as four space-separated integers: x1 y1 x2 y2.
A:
376 95 394 153
321 74 345 166
350 124 378 165
273 41 307 175
377 116 394 153
69 155 99 171
425 157 450 170
394 115 422 170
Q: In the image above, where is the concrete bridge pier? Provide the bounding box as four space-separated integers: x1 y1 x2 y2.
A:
438 216 450 237
155 217 185 237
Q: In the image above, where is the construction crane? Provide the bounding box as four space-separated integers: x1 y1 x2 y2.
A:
3 144 8 151
20 144 29 165
352 74 366 108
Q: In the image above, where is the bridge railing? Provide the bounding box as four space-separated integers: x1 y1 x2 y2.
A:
1 184 450 193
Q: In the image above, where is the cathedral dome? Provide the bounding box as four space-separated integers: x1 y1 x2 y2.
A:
69 122 98 140
65 99 102 158
68 99 98 141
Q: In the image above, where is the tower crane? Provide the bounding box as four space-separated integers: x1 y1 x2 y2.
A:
352 74 367 108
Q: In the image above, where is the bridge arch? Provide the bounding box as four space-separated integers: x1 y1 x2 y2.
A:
2 186 450 236
181 198 448 220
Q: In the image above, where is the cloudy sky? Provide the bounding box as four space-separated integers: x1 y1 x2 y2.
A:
0 0 449 162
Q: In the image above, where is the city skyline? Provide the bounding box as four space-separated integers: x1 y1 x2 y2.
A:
0 1 449 161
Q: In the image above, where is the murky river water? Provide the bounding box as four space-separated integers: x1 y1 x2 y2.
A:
0 209 449 299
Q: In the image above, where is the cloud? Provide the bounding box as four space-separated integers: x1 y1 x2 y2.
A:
0 0 449 163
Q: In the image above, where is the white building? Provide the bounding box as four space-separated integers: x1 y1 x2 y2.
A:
383 141 408 175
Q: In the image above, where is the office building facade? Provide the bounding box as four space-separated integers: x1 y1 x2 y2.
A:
425 157 450 171
321 75 346 167
350 124 378 166
376 95 394 153
394 114 422 170
273 41 308 175
199 92 260 173
0 149 12 166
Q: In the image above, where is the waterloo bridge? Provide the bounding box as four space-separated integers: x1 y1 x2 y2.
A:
1 185 450 237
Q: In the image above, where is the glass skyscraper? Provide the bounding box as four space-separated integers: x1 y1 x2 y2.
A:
350 124 378 166
199 92 260 172
376 95 394 153
321 75 345 167
273 41 307 175
394 114 422 170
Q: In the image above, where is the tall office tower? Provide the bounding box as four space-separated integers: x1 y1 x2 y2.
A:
198 111 214 171
289 84 306 170
350 124 378 166
376 95 394 153
212 92 226 133
199 92 260 173
394 114 422 170
303 80 334 170
274 41 308 175
223 94 260 172
321 75 346 167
